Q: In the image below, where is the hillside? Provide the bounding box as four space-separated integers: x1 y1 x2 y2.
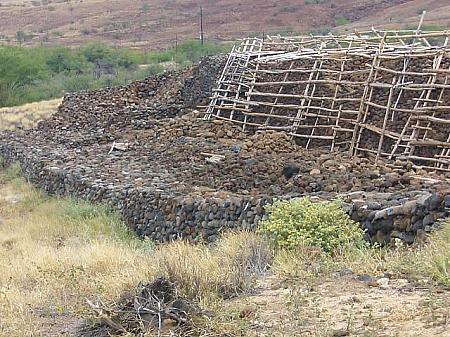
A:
1 0 442 50
336 0 450 33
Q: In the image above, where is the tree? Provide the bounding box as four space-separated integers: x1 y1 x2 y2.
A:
46 47 85 74
15 31 26 47
0 47 47 104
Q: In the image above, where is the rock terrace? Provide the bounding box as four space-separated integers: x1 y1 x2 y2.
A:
1 54 450 245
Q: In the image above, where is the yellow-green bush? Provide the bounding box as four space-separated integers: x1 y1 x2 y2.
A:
259 197 364 253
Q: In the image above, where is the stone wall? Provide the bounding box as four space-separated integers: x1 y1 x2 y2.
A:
0 144 268 242
346 190 450 244
1 55 449 245
1 139 449 245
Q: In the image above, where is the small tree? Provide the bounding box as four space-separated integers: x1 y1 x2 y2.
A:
16 31 26 47
0 46 47 105
46 47 85 74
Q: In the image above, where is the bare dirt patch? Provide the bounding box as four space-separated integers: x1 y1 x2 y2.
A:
237 275 450 337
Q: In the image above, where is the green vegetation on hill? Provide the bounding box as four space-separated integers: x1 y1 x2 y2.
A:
0 41 229 108
335 16 351 26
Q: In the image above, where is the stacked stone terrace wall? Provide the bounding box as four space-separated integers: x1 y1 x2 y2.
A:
1 54 450 245
0 142 268 243
2 118 450 245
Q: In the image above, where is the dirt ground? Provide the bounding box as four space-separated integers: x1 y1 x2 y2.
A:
337 0 450 33
236 275 450 337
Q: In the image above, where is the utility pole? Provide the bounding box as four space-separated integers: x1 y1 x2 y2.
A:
175 33 178 65
200 6 204 46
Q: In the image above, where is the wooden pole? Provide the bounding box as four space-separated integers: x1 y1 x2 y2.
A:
200 6 204 46
350 33 387 156
376 77 397 163
202 24 450 171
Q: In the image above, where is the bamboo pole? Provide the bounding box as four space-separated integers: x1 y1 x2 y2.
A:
264 38 304 126
243 40 263 131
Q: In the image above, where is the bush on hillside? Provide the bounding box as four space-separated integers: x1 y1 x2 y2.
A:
335 16 351 26
0 47 47 103
0 40 229 107
46 47 86 73
259 197 364 253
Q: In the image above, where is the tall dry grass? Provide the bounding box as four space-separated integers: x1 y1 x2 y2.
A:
154 231 272 302
0 166 154 336
0 164 270 336
0 98 61 131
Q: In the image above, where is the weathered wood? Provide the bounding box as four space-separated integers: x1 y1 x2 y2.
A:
205 23 450 171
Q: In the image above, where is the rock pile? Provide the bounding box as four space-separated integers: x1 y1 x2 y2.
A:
1 55 449 245
38 55 226 136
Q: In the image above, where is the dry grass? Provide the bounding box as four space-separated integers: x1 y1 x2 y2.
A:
0 164 267 336
330 229 450 287
154 232 272 302
0 166 154 336
0 98 61 131
1 161 449 337
272 230 450 287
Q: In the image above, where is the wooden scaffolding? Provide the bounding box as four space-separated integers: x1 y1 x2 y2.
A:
204 17 450 171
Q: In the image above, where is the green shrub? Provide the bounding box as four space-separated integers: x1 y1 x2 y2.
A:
0 41 228 108
259 197 364 253
335 17 350 26
79 43 112 63
55 198 138 243
46 47 86 73
4 162 22 181
305 0 329 4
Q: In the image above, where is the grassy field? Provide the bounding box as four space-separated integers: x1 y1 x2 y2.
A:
0 163 449 336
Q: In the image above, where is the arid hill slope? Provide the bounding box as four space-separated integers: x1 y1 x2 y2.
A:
2 0 446 49
337 0 450 33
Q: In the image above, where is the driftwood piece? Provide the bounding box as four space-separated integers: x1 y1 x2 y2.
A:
108 142 129 154
82 277 201 337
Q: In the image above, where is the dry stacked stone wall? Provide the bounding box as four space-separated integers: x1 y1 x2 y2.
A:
1 55 450 245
